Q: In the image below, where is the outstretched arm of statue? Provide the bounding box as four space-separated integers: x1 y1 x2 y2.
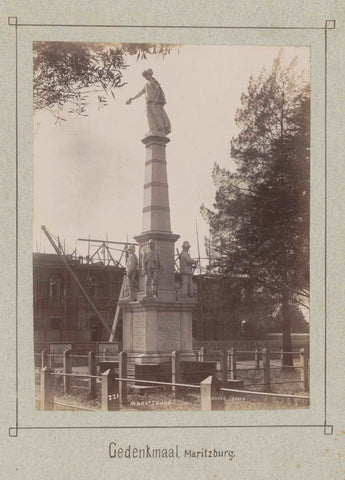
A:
126 88 145 104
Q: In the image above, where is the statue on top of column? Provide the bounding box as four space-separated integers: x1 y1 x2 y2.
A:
126 69 171 135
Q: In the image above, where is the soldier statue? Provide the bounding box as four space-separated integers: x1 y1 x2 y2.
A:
143 239 162 297
179 241 197 298
123 245 138 302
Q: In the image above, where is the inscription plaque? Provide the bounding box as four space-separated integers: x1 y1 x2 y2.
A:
133 314 146 350
159 313 181 351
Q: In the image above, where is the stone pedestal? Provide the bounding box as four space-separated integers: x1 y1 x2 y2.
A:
121 299 195 363
122 132 196 365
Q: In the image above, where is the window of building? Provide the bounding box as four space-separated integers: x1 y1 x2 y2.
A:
77 317 89 330
86 274 103 297
49 275 62 300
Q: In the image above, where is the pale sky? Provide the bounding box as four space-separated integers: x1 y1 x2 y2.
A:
33 44 310 263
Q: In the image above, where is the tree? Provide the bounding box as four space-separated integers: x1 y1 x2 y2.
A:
33 42 175 123
202 54 310 366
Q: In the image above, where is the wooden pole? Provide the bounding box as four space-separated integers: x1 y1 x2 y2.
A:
195 219 202 274
300 347 309 391
40 367 54 410
88 351 97 398
172 351 181 399
41 349 48 370
79 238 138 246
262 348 271 392
220 351 227 385
101 369 119 411
63 349 72 394
255 349 260 369
230 347 237 380
109 275 126 342
119 352 127 406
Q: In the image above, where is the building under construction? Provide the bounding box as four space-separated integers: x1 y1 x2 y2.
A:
33 252 125 344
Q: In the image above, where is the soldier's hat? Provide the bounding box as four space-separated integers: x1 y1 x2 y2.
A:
148 239 155 245
182 241 191 248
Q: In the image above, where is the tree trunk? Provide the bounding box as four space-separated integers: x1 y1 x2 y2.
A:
281 288 294 367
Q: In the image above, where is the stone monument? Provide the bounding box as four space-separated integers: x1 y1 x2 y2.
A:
122 70 195 365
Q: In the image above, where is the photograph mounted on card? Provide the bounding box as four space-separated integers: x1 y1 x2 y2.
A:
33 41 310 413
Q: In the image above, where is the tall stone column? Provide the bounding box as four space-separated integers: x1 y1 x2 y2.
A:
141 133 171 234
134 133 179 302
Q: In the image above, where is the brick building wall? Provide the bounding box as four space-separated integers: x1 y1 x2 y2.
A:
33 253 125 344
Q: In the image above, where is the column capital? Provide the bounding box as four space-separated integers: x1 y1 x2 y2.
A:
141 133 170 146
134 231 180 244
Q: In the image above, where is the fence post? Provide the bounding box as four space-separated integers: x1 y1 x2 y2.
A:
101 369 119 411
255 349 260 369
300 347 309 391
63 349 72 394
49 353 54 369
262 348 271 392
226 350 230 378
40 366 54 410
119 351 127 406
171 351 181 399
41 349 48 370
229 347 237 380
200 375 224 411
220 351 227 385
280 348 284 366
199 346 205 362
88 351 97 398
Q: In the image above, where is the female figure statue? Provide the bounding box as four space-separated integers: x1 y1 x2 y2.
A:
126 69 171 135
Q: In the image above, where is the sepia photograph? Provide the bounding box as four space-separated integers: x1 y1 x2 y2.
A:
2 1 345 479
33 42 310 413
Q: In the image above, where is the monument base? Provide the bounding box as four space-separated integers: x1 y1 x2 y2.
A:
121 299 196 364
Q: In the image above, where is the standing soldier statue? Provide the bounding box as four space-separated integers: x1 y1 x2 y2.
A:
122 245 138 302
143 239 162 297
179 241 197 299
